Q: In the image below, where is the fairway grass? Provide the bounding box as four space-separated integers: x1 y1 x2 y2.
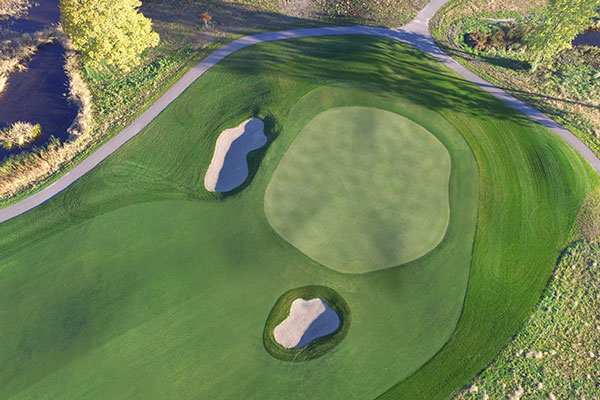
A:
0 35 595 399
265 106 451 273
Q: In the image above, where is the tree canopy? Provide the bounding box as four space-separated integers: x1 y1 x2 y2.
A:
61 0 159 73
527 0 600 70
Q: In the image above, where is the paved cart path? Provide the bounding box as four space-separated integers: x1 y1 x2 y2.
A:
1 0 599 223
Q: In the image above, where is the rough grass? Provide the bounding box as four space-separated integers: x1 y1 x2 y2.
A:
0 36 595 399
226 0 426 26
454 241 600 400
0 121 41 149
431 0 600 157
263 285 351 362
577 188 600 242
0 0 29 19
307 0 427 26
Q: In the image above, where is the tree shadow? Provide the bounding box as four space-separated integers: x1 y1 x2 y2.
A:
438 39 600 111
142 0 331 50
1 30 580 256
214 30 536 128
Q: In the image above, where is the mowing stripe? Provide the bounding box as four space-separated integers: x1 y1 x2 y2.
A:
1 0 598 223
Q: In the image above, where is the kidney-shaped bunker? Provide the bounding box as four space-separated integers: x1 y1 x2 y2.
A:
274 298 340 349
204 118 267 192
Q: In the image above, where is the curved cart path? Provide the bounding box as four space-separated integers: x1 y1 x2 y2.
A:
1 0 599 223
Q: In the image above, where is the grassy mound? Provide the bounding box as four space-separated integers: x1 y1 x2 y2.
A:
263 285 350 361
0 35 595 399
265 106 451 273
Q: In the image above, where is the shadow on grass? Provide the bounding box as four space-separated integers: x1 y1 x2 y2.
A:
440 40 600 111
216 32 536 127
142 0 335 47
0 32 556 259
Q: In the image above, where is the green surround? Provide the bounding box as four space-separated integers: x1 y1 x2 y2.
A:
263 285 351 361
265 106 451 273
0 35 594 399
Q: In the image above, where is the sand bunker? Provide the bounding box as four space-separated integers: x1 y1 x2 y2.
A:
204 118 267 192
273 298 340 348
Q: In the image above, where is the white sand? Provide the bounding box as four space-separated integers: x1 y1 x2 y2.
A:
273 298 340 349
204 118 266 192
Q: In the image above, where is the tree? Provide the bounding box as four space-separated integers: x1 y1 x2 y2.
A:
526 0 600 71
61 0 159 73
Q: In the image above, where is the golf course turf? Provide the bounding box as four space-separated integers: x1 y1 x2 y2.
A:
0 35 597 399
265 106 451 274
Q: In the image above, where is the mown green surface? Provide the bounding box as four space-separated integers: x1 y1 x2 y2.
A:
265 106 451 273
0 35 594 399
263 285 351 361
455 240 600 399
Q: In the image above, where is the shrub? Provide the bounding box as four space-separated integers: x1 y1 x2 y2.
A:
0 121 42 149
463 23 531 52
0 0 30 19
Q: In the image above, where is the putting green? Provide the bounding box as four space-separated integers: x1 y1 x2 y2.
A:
265 106 451 273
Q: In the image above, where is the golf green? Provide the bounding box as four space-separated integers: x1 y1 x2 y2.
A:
0 35 595 399
265 106 451 273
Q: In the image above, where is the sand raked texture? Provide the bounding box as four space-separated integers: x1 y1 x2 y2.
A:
204 118 266 192
273 298 340 348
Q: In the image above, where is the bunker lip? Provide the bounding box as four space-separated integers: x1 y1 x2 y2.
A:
204 118 266 193
273 298 340 348
264 285 351 361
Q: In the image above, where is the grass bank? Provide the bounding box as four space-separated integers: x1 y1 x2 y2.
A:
455 240 600 400
263 285 351 362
